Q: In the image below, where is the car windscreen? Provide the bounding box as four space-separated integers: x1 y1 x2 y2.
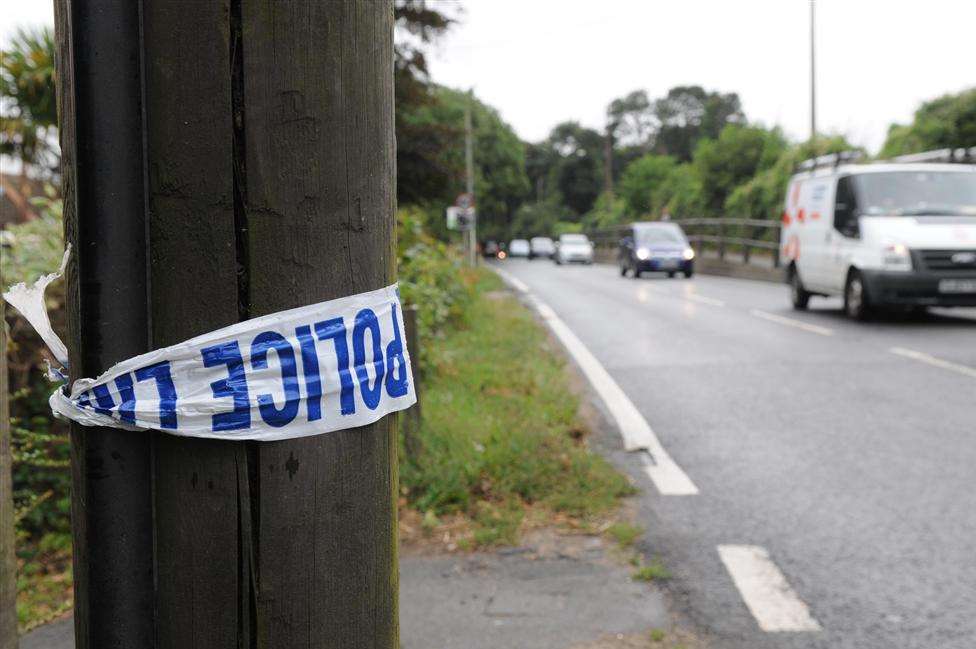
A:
635 226 686 246
560 234 588 244
852 171 976 217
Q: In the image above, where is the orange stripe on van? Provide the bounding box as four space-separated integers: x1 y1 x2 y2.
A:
782 211 792 225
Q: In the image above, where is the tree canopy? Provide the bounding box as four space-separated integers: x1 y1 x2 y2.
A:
879 87 976 158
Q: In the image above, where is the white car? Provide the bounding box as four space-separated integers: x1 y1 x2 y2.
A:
782 148 976 319
554 233 594 264
508 239 530 258
529 237 555 259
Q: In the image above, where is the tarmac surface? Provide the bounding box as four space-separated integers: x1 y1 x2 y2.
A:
500 258 976 649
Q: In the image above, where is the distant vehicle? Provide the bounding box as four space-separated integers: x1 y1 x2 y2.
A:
529 236 555 259
618 222 695 278
508 239 531 258
554 233 594 265
782 148 976 319
483 240 500 258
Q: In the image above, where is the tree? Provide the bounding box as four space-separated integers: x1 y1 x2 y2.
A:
0 27 58 175
607 90 655 150
693 124 786 214
543 121 605 216
617 154 677 217
879 87 976 158
394 0 462 206
653 85 744 161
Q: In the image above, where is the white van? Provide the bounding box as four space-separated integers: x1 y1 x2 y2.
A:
781 148 976 318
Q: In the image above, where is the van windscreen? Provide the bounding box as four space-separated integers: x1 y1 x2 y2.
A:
852 171 976 217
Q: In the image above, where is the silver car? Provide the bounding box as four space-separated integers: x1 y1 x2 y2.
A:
554 233 594 264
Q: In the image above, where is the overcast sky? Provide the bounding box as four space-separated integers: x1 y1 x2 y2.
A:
5 0 973 153
426 0 976 152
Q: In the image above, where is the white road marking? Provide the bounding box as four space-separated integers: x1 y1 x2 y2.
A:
685 293 725 307
493 267 698 496
498 270 530 293
889 347 976 379
749 309 833 336
717 545 822 633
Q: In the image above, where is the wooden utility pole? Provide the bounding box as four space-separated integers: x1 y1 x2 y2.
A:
1 298 16 649
54 1 398 647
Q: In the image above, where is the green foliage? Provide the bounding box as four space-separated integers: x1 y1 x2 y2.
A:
654 85 745 162
693 124 786 214
617 154 677 217
879 87 976 158
632 557 671 582
536 121 606 217
657 164 706 218
401 271 633 545
399 87 530 242
607 89 654 150
582 191 627 229
396 206 472 364
510 199 571 238
2 192 72 632
725 135 858 221
607 522 643 548
0 26 58 171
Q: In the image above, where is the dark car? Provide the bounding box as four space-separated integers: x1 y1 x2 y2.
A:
619 222 695 278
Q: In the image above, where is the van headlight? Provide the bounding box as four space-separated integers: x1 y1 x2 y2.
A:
882 243 912 271
636 248 650 260
683 247 695 260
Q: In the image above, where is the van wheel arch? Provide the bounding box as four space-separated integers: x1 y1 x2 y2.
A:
844 267 873 320
788 262 811 310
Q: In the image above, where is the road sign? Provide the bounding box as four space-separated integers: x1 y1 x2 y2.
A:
455 193 474 210
446 205 474 231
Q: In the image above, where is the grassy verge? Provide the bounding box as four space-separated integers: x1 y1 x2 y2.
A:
400 268 634 548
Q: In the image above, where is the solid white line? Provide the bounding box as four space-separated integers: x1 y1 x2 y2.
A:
717 545 822 633
494 267 530 293
749 309 833 336
889 347 976 379
493 268 698 496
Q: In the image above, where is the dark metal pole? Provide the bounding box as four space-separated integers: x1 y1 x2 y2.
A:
53 1 155 647
810 0 817 143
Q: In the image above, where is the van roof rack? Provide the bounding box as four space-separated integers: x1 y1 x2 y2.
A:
796 150 864 172
889 147 975 164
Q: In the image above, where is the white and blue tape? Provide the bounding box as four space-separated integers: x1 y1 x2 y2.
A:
3 249 416 441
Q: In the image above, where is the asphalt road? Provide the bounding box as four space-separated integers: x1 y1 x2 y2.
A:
497 258 976 649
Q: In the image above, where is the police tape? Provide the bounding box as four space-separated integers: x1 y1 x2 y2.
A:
3 249 416 441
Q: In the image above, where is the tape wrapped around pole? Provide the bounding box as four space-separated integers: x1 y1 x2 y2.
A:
5 261 415 441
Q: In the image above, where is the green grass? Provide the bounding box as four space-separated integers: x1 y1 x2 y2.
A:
607 522 644 548
649 628 667 642
632 556 671 582
401 268 634 546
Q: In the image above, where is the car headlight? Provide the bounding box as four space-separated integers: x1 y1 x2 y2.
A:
683 247 695 260
636 248 650 260
882 242 912 271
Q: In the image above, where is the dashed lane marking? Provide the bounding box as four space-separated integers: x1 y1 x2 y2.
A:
749 309 833 336
717 545 822 633
889 347 976 379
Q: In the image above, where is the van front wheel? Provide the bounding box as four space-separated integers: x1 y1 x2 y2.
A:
789 267 811 310
844 270 873 320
